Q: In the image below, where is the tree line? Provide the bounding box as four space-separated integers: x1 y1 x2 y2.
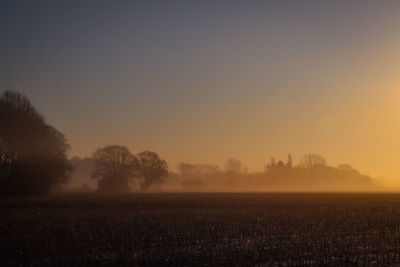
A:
174 154 372 191
92 145 168 193
0 90 167 197
0 90 373 197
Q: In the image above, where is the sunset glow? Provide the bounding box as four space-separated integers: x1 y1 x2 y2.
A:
2 1 400 189
4 2 400 265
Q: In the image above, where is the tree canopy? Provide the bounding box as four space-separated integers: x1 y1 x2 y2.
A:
92 145 139 193
137 151 168 190
224 158 245 174
0 90 71 197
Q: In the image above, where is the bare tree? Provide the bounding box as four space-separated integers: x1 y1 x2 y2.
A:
137 151 168 190
300 153 326 168
265 157 277 172
92 145 138 193
224 158 244 174
177 162 219 175
0 90 71 197
177 162 194 175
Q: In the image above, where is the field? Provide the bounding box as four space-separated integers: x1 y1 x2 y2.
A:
2 193 400 266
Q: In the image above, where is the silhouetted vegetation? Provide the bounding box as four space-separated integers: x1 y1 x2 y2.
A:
0 90 71 197
92 145 139 193
224 158 247 174
91 146 168 192
299 153 327 168
166 154 373 192
0 90 374 195
137 151 168 190
263 154 372 191
177 162 220 175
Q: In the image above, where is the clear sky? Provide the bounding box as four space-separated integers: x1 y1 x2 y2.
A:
1 1 400 185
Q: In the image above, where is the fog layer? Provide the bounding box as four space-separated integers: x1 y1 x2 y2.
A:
69 155 376 192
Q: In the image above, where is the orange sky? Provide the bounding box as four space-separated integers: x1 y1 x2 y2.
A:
1 1 400 188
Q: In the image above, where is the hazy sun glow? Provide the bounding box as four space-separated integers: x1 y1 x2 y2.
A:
1 1 400 189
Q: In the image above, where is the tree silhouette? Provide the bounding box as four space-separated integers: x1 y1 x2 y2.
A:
137 151 168 190
176 162 193 175
177 162 219 175
276 160 286 169
224 158 244 174
265 157 277 172
92 145 138 193
0 90 71 197
300 153 326 168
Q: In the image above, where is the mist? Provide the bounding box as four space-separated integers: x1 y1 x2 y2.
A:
3 1 400 265
67 154 379 193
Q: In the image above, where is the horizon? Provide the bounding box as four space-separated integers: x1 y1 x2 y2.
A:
4 2 400 266
2 1 400 189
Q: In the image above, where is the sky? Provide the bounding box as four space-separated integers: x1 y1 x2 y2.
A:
1 1 400 186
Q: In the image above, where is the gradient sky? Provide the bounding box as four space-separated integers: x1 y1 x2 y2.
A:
1 1 400 185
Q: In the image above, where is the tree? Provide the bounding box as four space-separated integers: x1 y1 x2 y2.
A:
337 164 352 170
276 160 286 169
265 157 277 172
224 158 244 174
177 162 219 175
0 90 71 197
137 151 168 190
300 153 326 168
92 145 138 193
177 162 194 175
